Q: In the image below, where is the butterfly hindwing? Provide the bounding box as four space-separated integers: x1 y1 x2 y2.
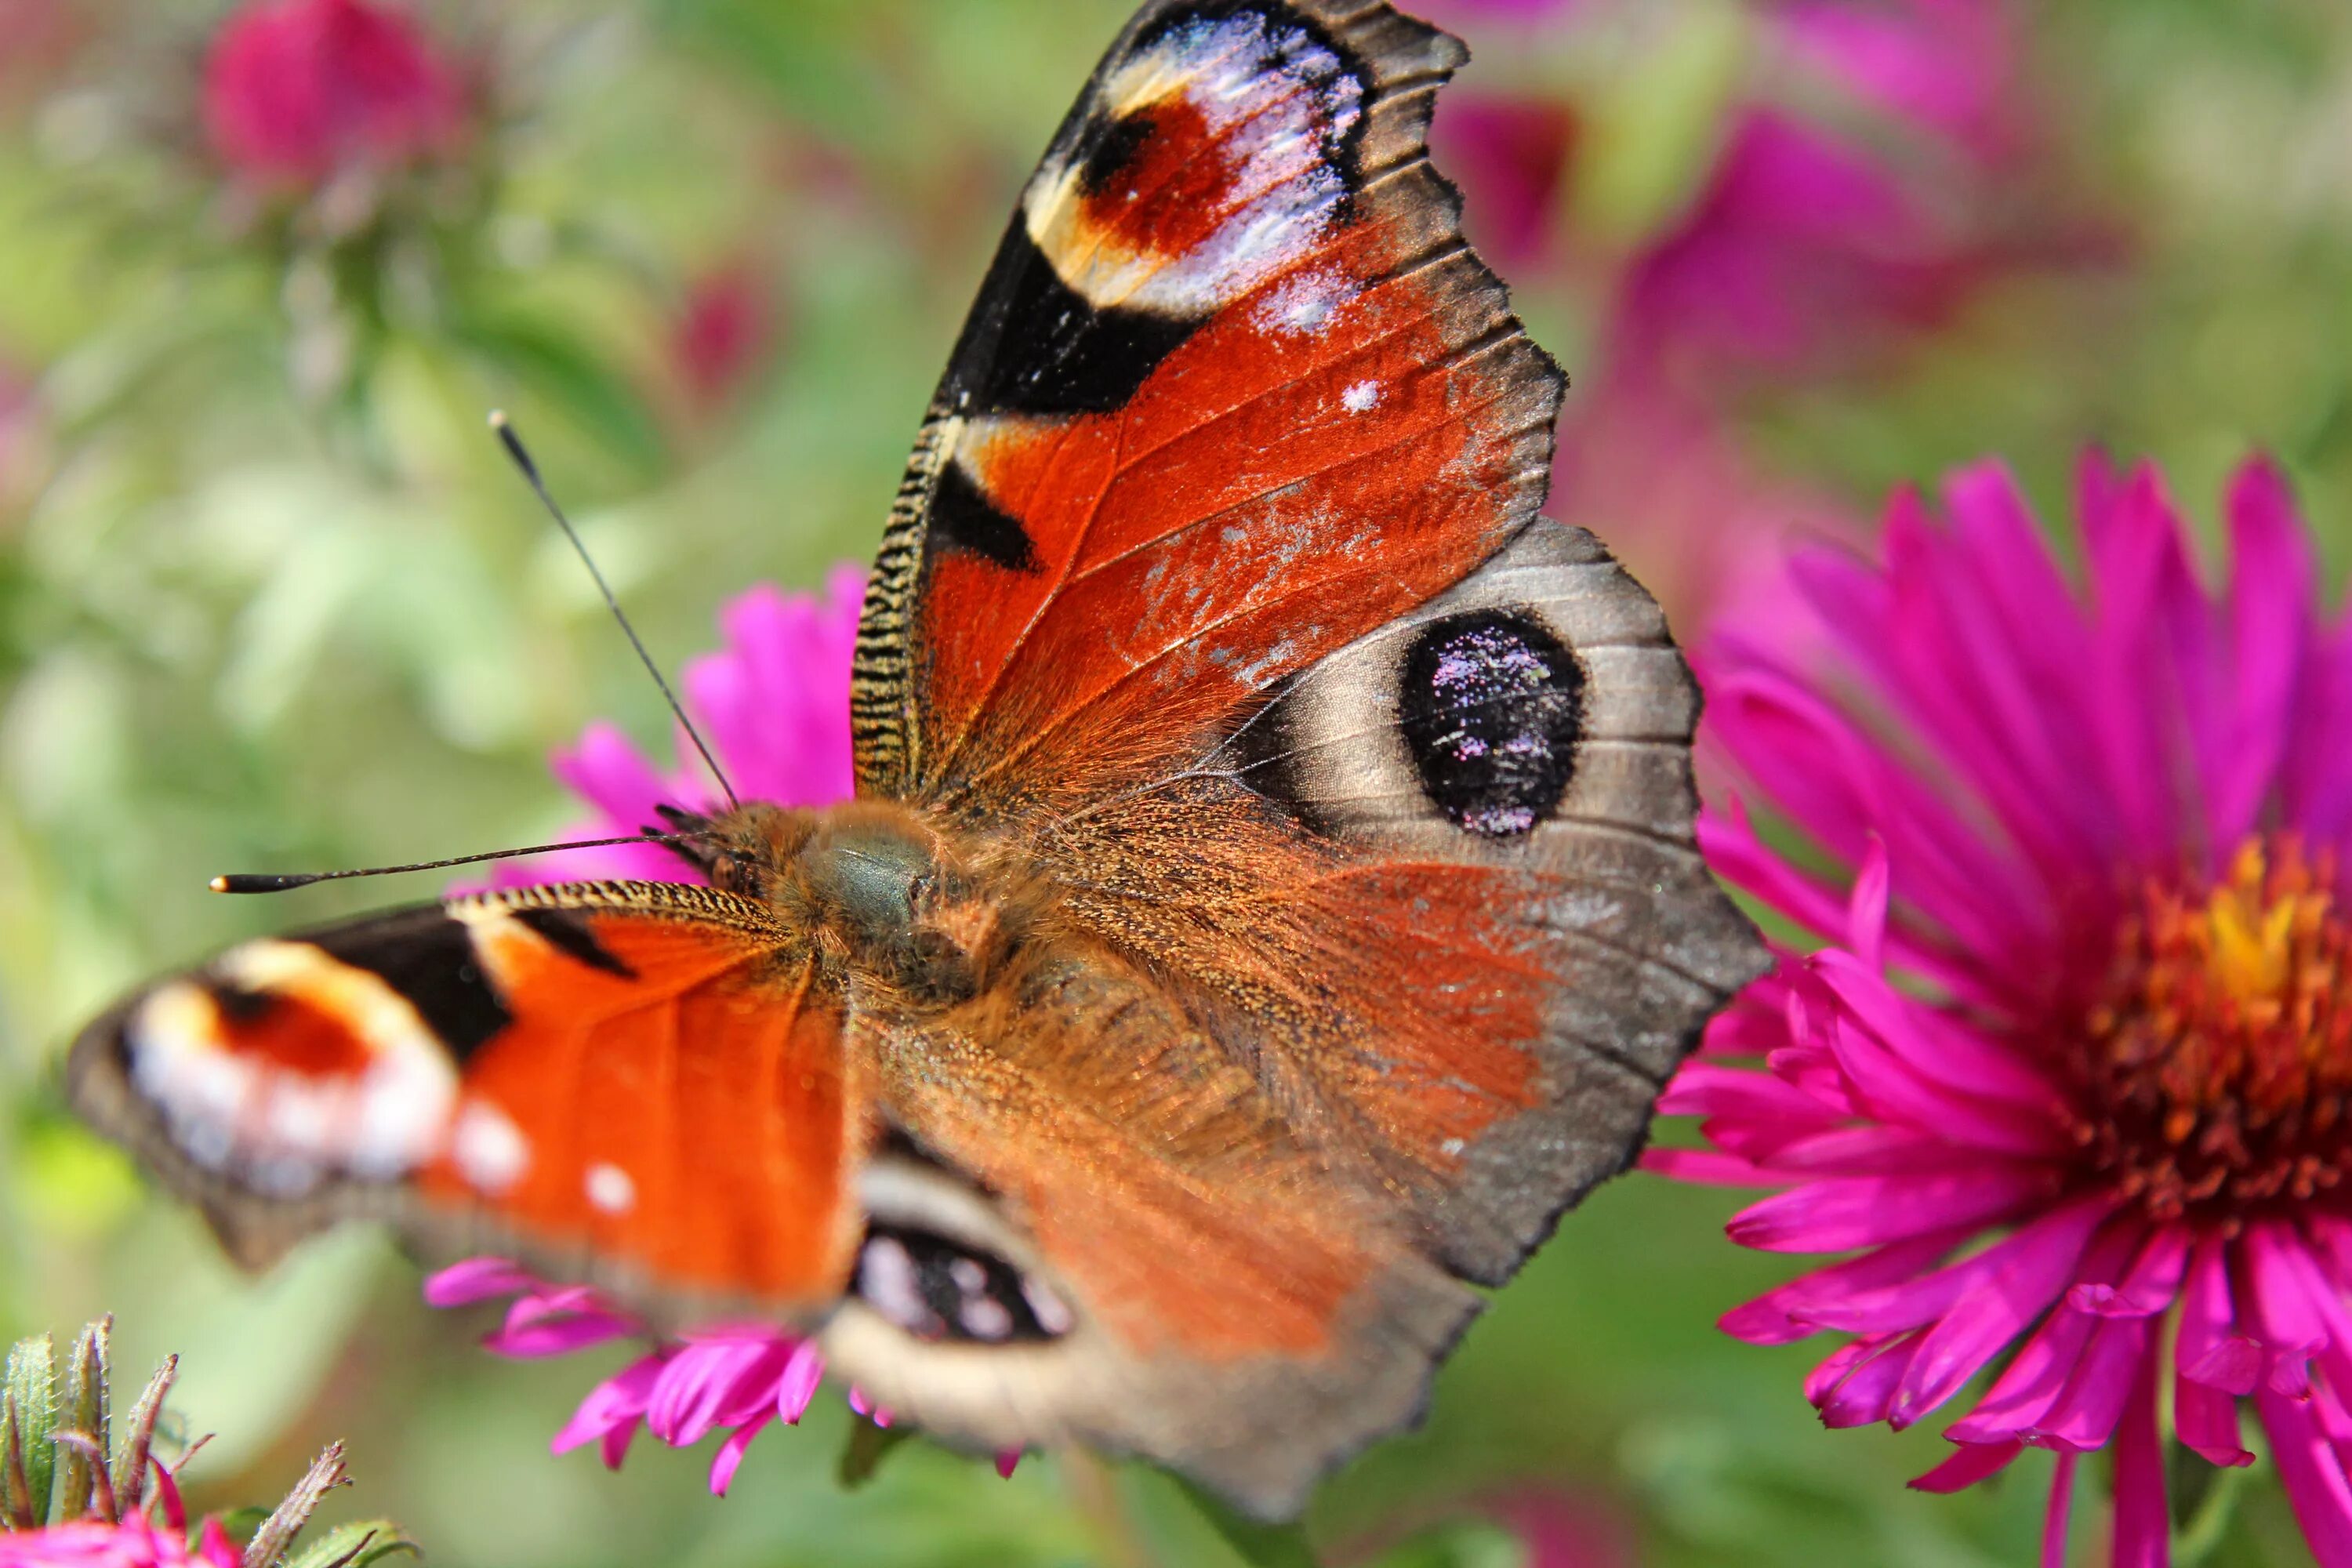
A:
1047 521 1765 1285
68 883 862 1316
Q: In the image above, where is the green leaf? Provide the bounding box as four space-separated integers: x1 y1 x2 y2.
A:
3 1334 57 1528
52 1318 111 1524
280 1520 420 1568
836 1421 915 1490
1176 1479 1322 1568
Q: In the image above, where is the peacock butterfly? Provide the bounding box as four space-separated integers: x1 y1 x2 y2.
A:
67 0 1766 1517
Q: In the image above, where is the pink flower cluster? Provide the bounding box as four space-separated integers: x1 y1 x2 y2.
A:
1661 453 2352 1563
203 0 466 189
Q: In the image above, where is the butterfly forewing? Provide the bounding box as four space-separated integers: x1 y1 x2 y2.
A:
68 883 863 1317
853 0 1560 809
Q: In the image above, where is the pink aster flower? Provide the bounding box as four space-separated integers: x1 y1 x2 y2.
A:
202 0 467 189
1657 452 2352 1563
672 262 779 415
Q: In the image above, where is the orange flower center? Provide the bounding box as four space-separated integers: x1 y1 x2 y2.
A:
2072 838 2352 1227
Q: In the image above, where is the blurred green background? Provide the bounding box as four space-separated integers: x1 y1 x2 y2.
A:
2 0 2350 1563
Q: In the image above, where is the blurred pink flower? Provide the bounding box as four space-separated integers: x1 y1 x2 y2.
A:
1550 379 1858 653
1658 453 2352 1563
1438 0 2035 376
425 1260 1018 1493
672 263 779 413
1429 0 2067 633
0 361 39 507
501 565 865 887
1492 1490 1637 1568
1433 96 1579 270
1618 0 2030 379
0 0 86 107
0 1519 238 1568
202 0 466 188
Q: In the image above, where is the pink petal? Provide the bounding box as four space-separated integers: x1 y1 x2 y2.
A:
1819 1004 2067 1160
1886 1196 2116 1427
1818 1332 1922 1428
149 1454 187 1533
2208 456 2317 851
778 1342 826 1423
648 1339 785 1446
423 1257 535 1308
1946 1219 2143 1442
2107 1352 2169 1568
2164 1241 2258 1476
552 1352 666 1462
996 1450 1022 1480
1639 1147 1784 1186
2027 1314 2151 1452
1805 950 2058 1112
1720 1231 1972 1345
1909 1439 2021 1494
709 1410 775 1497
1657 1061 1838 1125
2179 1237 2262 1395
2258 1385 2352 1568
482 1306 636 1358
1728 1165 2056 1254
198 1519 241 1568
2176 1374 2251 1469
2042 1451 2078 1568
2067 1225 2188 1318
2244 1221 2327 1398
1846 835 1890 971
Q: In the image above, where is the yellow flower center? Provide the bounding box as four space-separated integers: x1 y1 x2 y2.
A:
2074 838 2352 1227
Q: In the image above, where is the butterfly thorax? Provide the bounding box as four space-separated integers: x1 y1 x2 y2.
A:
688 799 1019 1007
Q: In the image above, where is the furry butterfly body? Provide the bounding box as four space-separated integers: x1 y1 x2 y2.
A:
68 0 1765 1516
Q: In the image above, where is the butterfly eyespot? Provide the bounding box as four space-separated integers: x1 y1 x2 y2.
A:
854 1223 1071 1345
1399 610 1587 838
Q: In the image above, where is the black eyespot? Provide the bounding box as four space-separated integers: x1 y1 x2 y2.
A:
854 1223 1073 1345
1399 610 1585 837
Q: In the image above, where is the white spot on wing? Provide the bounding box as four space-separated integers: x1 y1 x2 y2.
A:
585 1162 637 1215
453 1100 530 1195
858 1234 935 1336
1342 379 1381 413
1021 1276 1076 1336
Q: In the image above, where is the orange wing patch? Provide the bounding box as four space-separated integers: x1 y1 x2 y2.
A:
72 885 864 1310
428 900 857 1299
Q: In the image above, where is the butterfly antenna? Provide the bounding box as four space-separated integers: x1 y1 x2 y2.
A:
487 410 742 811
209 833 710 894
